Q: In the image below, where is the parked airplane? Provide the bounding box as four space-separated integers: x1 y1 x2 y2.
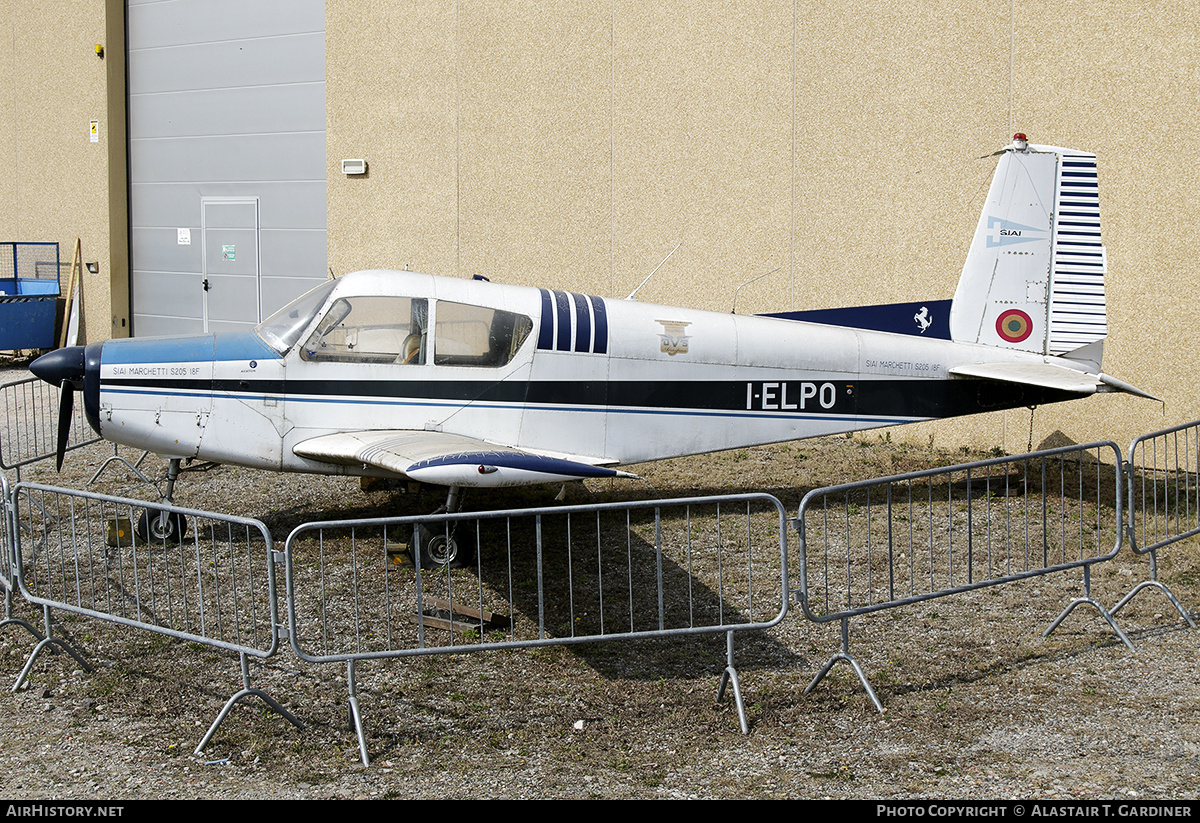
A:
32 135 1150 563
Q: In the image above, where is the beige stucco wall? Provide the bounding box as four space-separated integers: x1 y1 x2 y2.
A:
0 0 128 343
327 1 1200 454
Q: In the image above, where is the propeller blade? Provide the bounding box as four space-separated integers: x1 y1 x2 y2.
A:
56 383 74 471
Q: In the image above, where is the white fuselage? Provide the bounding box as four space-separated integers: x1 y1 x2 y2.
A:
92 270 1081 478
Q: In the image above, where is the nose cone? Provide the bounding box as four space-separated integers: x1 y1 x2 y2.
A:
31 346 87 388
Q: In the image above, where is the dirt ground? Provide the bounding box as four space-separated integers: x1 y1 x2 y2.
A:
1 363 1198 800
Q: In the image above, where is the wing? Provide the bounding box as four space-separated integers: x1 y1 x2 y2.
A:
293 430 638 487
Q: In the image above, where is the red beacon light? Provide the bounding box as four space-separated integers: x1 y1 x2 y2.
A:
1012 133 1028 151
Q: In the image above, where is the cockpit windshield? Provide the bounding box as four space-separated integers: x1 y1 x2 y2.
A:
253 279 340 353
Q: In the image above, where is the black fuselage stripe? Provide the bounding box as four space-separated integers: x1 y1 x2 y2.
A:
103 377 1080 420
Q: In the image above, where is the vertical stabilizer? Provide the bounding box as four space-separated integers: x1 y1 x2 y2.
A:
949 135 1107 355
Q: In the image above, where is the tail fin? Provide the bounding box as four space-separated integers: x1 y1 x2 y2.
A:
949 135 1107 355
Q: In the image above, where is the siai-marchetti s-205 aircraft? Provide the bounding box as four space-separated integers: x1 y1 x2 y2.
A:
32 134 1151 562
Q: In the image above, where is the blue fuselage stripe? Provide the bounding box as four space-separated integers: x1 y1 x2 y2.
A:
537 289 555 349
590 295 609 354
571 292 591 353
554 291 571 351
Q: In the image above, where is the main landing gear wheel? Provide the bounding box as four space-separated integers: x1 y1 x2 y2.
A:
137 508 188 544
412 523 475 569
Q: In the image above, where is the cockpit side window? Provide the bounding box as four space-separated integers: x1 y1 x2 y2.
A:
301 297 429 364
433 302 533 367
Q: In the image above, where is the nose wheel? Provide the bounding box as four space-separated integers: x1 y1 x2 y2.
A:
137 457 189 544
137 507 188 544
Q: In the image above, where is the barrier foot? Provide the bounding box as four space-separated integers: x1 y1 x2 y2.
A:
1043 598 1134 650
2 587 46 644
804 618 884 713
2 587 44 643
0 616 45 644
11 605 91 692
193 653 304 756
715 631 749 734
1110 580 1196 629
87 447 157 492
1043 566 1135 651
11 634 92 692
347 660 370 767
1109 550 1195 629
194 688 304 755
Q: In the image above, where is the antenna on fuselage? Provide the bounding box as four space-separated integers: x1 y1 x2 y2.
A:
731 267 781 314
625 242 681 300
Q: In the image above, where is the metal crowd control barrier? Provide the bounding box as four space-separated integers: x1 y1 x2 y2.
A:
284 493 789 764
1121 420 1200 627
4 425 1197 760
0 375 101 475
794 442 1126 710
9 482 301 752
0 472 45 645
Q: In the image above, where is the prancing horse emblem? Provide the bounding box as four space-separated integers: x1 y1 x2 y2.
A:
914 306 932 334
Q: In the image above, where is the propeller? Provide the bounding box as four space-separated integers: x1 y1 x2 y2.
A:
29 346 87 471
55 382 74 470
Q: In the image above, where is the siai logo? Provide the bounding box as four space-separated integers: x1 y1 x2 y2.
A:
985 216 1046 248
656 320 692 356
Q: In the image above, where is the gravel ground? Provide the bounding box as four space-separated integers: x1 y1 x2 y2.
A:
1 362 1198 800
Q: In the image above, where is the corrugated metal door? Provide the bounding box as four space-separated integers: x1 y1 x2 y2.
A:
127 0 327 337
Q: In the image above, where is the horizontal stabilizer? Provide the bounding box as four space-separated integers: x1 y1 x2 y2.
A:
294 430 637 487
949 362 1102 394
1096 372 1159 401
950 361 1157 400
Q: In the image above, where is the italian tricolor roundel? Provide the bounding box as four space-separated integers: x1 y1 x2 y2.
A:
995 309 1033 343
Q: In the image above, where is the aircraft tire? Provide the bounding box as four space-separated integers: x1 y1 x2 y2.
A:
413 523 476 569
136 508 188 545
